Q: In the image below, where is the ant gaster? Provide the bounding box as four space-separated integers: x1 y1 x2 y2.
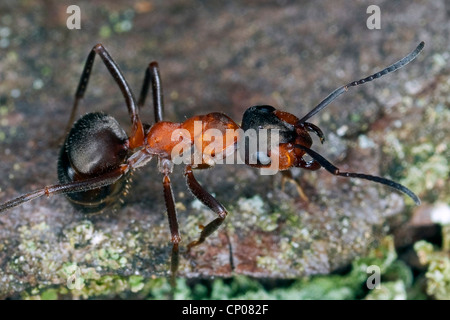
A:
0 42 423 279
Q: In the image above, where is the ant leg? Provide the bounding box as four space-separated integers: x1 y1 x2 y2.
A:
169 243 179 294
0 149 155 213
62 49 96 138
294 144 421 205
161 172 181 284
0 166 127 213
138 61 165 123
298 42 424 123
184 165 228 251
162 173 181 244
54 48 98 146
281 170 309 202
281 157 322 201
63 44 144 147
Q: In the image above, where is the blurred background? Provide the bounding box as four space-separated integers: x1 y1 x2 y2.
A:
0 0 448 299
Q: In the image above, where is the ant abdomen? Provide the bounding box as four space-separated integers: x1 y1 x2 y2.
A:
57 112 130 213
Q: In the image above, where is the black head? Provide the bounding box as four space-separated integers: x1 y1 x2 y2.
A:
241 105 295 143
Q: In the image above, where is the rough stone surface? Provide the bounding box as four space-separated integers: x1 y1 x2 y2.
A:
0 0 448 298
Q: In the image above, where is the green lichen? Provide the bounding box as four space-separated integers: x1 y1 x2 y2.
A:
97 8 134 39
355 236 397 274
414 225 450 300
365 280 407 300
5 216 173 299
40 289 58 300
256 256 280 272
386 101 450 205
0 105 9 116
209 276 265 300
4 200 424 300
236 195 280 232
23 267 146 299
401 149 448 197
62 220 95 249
16 232 438 300
230 195 311 275
425 259 450 300
99 25 112 39
129 275 144 293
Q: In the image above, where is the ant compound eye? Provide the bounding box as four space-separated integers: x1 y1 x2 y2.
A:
252 151 271 165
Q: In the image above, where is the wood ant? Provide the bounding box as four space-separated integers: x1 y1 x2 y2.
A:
0 42 423 283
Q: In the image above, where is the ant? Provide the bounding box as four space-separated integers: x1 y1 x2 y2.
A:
0 42 423 284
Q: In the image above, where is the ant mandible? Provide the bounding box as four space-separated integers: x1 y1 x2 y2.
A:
0 42 423 280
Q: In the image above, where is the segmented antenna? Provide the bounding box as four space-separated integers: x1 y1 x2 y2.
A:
295 144 421 205
298 41 425 123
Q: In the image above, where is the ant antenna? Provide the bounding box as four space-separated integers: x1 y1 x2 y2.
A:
298 41 425 123
295 144 421 205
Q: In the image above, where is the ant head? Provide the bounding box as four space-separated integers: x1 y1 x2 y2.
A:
241 105 296 144
241 105 275 129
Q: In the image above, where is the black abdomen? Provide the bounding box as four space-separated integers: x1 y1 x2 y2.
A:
57 112 130 213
